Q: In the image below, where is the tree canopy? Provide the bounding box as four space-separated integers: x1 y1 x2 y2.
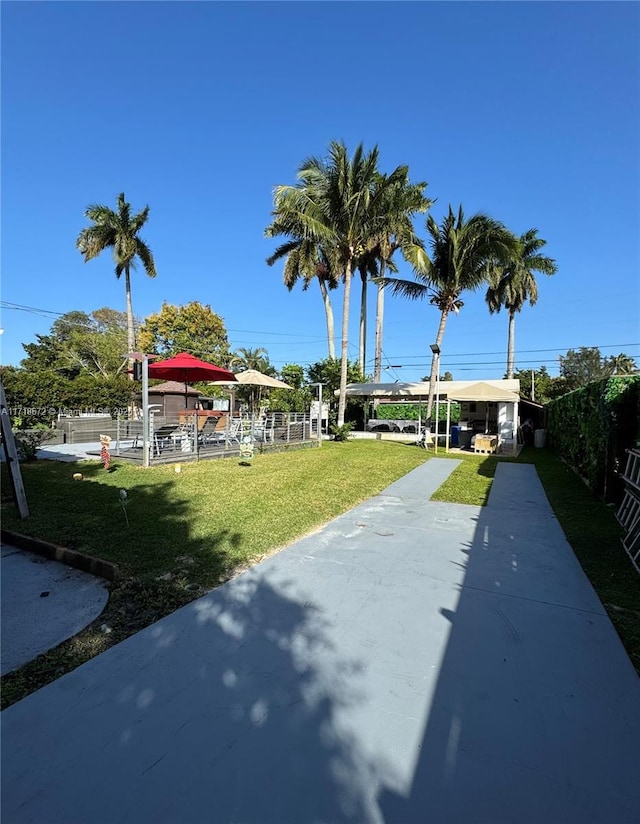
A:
138 301 231 365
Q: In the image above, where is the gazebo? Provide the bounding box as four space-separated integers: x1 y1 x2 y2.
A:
342 379 521 454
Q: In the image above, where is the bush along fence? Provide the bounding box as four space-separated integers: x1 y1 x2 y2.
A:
546 375 640 503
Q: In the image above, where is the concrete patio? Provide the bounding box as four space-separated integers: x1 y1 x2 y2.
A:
2 459 639 823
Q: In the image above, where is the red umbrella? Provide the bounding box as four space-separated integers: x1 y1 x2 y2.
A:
148 353 237 407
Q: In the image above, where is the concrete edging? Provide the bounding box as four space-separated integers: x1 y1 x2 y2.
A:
1 530 120 582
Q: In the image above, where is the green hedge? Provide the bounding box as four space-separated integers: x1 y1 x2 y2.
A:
546 376 640 502
377 402 460 423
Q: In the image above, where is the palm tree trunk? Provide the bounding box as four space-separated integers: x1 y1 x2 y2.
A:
318 278 336 359
507 309 516 379
337 260 353 427
125 266 136 380
373 260 386 383
426 310 449 420
359 271 367 374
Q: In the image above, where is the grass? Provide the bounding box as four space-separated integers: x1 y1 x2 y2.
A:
2 441 638 707
430 453 500 505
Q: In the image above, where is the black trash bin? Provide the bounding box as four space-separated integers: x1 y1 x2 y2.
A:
451 425 461 446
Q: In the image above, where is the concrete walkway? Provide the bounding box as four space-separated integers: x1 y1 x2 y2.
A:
1 545 108 675
2 459 639 823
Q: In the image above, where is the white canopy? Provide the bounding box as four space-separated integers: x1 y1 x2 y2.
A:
448 381 520 403
340 379 520 400
339 382 425 398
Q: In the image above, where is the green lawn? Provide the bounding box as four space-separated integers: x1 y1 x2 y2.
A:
2 441 434 589
2 440 638 708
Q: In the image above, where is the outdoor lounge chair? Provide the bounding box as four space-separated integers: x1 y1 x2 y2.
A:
152 424 182 455
198 416 223 446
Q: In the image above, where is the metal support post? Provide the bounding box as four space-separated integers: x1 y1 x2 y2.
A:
142 354 150 468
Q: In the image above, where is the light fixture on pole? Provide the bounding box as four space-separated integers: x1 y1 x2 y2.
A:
429 344 441 452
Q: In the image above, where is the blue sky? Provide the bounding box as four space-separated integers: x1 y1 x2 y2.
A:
2 1 638 383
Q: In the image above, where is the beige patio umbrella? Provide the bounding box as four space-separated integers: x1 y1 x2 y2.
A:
233 370 292 416
234 370 292 390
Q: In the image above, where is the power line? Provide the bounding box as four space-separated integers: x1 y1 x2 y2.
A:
371 343 639 361
0 302 328 342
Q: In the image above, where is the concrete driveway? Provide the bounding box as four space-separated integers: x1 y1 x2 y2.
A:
2 459 639 823
1 545 108 675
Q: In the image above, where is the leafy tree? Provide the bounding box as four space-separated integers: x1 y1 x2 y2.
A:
268 141 408 426
558 347 608 392
307 357 365 425
280 363 305 389
307 357 366 398
511 365 567 403
21 334 76 377
486 228 557 378
76 192 157 363
380 205 516 418
138 301 231 365
61 308 129 379
20 309 128 380
269 364 312 412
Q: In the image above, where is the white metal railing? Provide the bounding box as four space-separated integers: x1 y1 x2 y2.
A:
114 411 317 462
617 449 640 573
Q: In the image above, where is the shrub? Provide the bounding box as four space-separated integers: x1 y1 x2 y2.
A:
14 425 55 461
330 422 353 442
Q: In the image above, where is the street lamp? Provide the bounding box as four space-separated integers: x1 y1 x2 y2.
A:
429 344 441 452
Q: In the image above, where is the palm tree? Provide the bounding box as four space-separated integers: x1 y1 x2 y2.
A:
230 347 274 374
607 353 637 375
265 234 340 359
366 178 432 380
76 193 156 369
380 205 516 419
485 228 557 379
267 141 407 426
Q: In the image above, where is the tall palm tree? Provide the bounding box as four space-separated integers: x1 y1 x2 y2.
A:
366 178 432 380
265 234 340 359
76 193 156 369
267 141 407 425
380 205 516 419
485 228 557 379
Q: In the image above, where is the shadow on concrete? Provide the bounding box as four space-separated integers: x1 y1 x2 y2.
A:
377 463 640 823
2 547 382 822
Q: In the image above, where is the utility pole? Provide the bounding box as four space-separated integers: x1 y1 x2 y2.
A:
531 370 535 402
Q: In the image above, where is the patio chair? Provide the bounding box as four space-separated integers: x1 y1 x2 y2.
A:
198 416 223 446
132 423 179 453
252 416 275 443
152 424 181 455
223 418 243 446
